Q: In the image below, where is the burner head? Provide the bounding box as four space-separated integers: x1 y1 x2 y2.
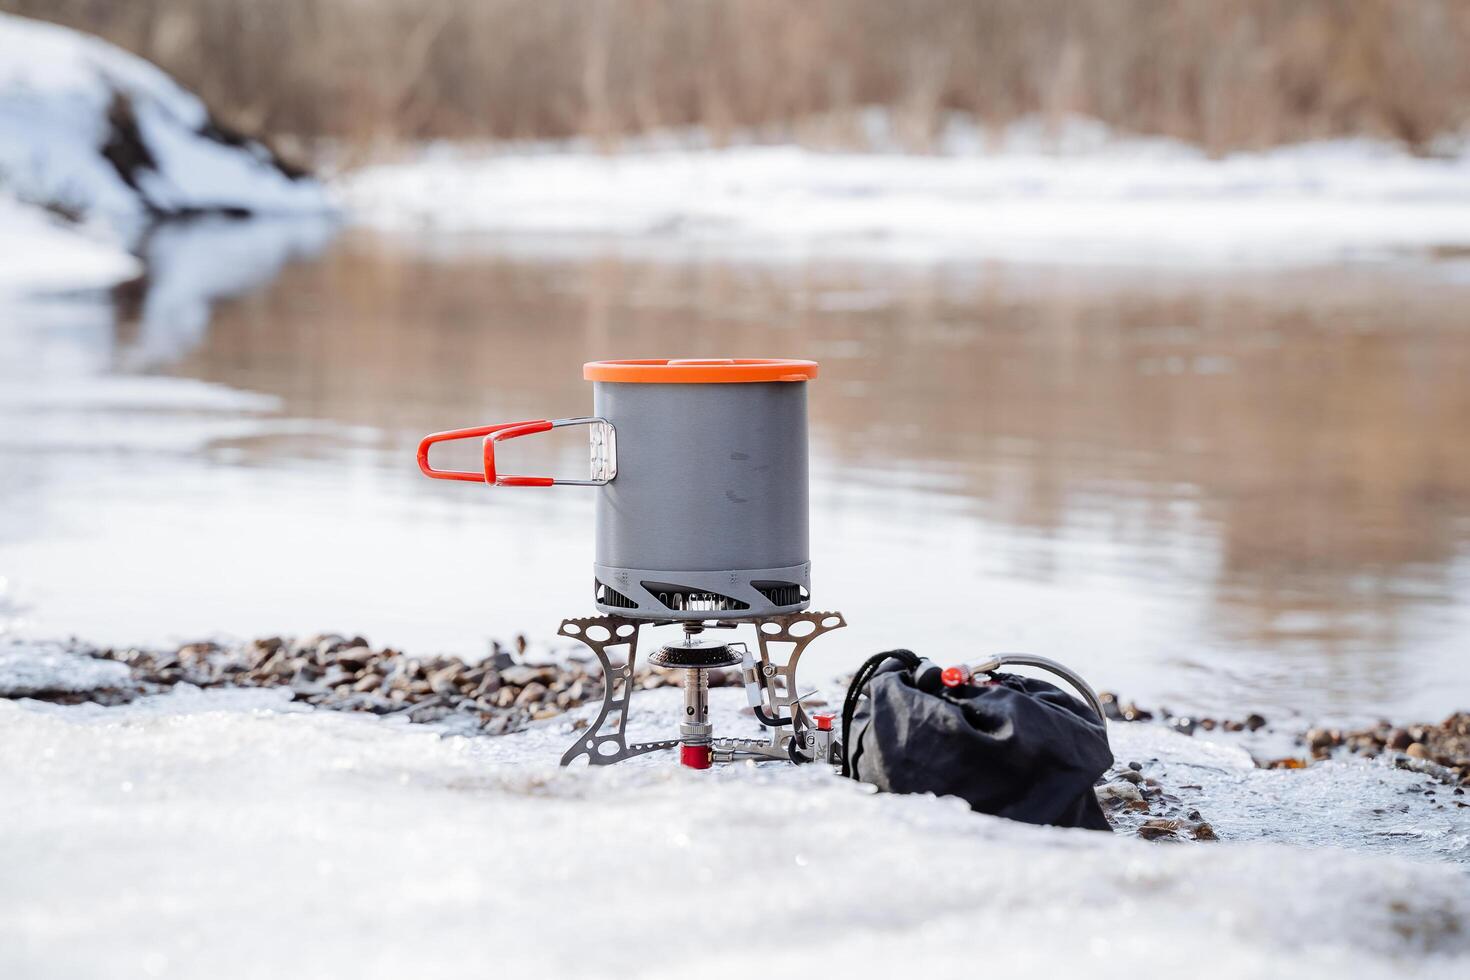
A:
648 640 743 669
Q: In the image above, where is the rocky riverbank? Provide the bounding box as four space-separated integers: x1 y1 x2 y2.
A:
1098 689 1470 789
1 634 733 737
5 634 1466 845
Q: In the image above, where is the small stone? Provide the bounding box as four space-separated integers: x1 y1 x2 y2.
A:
1127 761 1143 772
1189 821 1219 841
515 682 548 706
1171 716 1197 737
1096 780 1144 803
1388 729 1413 751
1306 728 1335 752
1116 769 1145 784
314 635 350 659
1406 742 1429 759
1121 702 1153 722
501 665 554 687
427 665 462 694
289 670 326 694
336 646 374 671
1244 713 1267 731
407 702 452 724
1137 819 1181 841
321 666 353 687
494 687 519 708
359 694 396 715
352 673 383 692
531 707 560 721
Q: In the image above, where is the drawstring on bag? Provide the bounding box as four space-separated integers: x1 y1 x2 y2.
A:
839 649 919 778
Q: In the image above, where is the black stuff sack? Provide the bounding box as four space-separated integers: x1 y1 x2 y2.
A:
844 653 1114 831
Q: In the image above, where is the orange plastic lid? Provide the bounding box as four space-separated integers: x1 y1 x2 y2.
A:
583 358 819 384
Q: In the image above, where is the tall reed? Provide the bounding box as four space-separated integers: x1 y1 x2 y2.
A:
9 0 1468 157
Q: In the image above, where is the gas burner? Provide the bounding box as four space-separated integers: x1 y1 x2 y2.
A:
648 637 743 669
555 611 846 769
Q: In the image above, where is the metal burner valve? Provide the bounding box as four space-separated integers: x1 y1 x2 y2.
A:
798 712 840 766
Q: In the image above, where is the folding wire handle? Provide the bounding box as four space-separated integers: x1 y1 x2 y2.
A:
417 417 616 487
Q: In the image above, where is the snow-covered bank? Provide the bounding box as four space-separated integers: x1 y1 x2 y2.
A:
341 128 1470 266
0 13 332 299
1 687 1466 979
0 190 138 294
0 13 325 225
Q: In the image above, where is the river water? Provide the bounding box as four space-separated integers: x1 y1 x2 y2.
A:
3 218 1468 723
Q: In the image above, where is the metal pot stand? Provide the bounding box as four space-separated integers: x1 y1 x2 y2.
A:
558 610 847 767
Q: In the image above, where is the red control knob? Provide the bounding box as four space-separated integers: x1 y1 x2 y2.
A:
941 666 971 688
680 744 713 770
812 712 835 732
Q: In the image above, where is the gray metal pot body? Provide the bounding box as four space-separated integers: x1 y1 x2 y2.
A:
591 380 810 619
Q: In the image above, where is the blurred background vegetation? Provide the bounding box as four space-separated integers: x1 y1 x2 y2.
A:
8 0 1470 162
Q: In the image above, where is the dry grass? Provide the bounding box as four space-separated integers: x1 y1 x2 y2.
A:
8 0 1470 158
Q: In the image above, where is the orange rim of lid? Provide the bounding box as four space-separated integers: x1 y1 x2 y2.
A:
583 358 819 384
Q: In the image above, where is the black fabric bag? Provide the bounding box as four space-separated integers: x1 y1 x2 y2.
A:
847 658 1114 831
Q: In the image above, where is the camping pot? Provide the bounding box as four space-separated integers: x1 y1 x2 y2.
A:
417 358 819 620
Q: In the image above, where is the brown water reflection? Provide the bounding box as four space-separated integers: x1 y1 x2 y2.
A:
125 232 1470 716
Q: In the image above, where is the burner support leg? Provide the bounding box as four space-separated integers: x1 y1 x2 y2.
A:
750 611 847 757
558 615 678 766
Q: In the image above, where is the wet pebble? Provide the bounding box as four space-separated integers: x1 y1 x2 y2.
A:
1097 780 1144 803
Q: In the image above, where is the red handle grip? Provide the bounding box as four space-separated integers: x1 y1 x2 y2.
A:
417 420 545 484
482 420 555 487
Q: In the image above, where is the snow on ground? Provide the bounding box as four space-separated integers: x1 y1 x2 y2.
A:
0 189 139 295
341 123 1470 266
1 685 1466 979
0 12 325 223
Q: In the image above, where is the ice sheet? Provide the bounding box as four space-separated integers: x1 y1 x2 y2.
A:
0 640 129 696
